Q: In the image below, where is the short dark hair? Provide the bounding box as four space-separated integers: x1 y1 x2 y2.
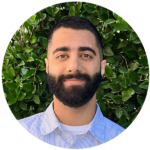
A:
47 16 103 60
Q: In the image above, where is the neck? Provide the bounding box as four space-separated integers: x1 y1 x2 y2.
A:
53 94 97 126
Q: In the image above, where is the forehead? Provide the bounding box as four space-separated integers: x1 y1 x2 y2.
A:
48 27 98 52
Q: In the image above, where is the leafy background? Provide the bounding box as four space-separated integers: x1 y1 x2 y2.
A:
2 2 149 129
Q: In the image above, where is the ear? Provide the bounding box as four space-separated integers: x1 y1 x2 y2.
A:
101 60 107 76
45 58 49 74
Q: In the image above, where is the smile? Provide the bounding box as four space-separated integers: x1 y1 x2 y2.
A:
64 78 84 85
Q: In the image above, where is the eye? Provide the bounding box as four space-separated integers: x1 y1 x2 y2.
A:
57 54 92 58
57 54 67 58
83 54 92 58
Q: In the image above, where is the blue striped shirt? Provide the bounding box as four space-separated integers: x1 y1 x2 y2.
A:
18 102 125 148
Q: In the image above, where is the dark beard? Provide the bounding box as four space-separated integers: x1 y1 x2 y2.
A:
47 71 101 107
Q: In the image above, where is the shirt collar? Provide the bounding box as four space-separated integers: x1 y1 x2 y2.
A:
40 101 60 135
40 101 106 143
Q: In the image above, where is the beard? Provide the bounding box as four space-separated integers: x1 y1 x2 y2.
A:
47 70 101 107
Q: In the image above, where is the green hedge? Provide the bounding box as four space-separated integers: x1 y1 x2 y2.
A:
2 2 149 128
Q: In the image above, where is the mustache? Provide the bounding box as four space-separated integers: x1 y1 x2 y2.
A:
61 73 91 81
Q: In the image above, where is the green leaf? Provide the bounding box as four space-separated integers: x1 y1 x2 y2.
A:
83 4 95 13
53 7 59 15
5 82 20 90
139 80 149 89
98 6 108 15
86 3 95 8
22 83 33 91
21 68 29 75
32 85 36 94
25 46 33 53
130 111 138 122
104 34 113 44
104 93 114 98
123 109 130 120
91 18 99 26
117 116 127 127
18 92 26 101
127 87 135 95
31 53 38 59
138 48 145 56
40 37 47 48
3 85 8 95
3 72 12 81
67 2 74 7
137 95 145 105
33 95 40 104
122 91 131 101
8 66 15 77
127 102 134 112
112 95 122 104
113 13 121 20
117 41 128 49
113 74 123 84
105 19 116 25
138 67 149 75
76 2 82 11
46 7 53 15
105 57 115 64
15 90 20 97
14 41 22 52
69 6 75 16
129 32 138 41
24 20 32 32
128 69 138 82
22 69 35 80
27 57 34 62
99 80 110 89
7 93 17 105
17 53 26 62
114 23 129 31
26 91 34 99
105 65 113 77
30 36 37 44
124 122 131 130
130 62 139 70
125 50 137 59
131 85 143 94
116 108 123 119
15 75 20 82
132 38 141 44
108 83 121 93
139 55 148 66
29 15 36 23
99 102 110 116
4 59 9 67
119 66 128 73
14 105 20 112
19 101 27 110
103 46 114 56
39 66 46 71
18 60 25 66
35 75 42 83
41 53 47 61
24 34 30 43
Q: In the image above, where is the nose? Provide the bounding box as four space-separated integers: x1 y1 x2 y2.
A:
66 55 81 74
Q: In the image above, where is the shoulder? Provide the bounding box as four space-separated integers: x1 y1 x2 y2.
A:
103 117 125 139
18 112 45 136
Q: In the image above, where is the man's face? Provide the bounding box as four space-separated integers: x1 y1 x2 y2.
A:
45 27 104 107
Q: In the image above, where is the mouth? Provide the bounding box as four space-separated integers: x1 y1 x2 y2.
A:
64 78 84 85
65 78 83 81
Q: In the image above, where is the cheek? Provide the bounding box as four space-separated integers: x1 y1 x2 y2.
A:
48 60 65 75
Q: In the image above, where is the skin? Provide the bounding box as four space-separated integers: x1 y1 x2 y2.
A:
45 27 106 126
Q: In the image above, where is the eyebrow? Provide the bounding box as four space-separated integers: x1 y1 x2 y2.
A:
53 46 96 55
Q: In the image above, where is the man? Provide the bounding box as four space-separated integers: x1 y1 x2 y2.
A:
19 16 124 149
